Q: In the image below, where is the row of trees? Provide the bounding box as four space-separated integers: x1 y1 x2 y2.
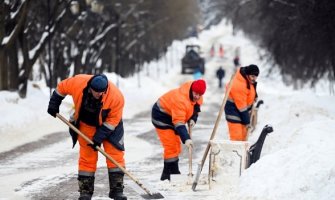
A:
0 0 200 97
3 0 333 97
207 0 335 88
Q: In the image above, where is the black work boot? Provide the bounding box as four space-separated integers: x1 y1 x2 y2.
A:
160 162 171 181
160 159 181 181
108 172 127 200
170 159 181 175
78 175 95 200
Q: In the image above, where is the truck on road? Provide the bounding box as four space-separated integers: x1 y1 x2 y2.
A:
181 45 205 74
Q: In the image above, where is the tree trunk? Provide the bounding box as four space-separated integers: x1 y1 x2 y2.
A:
0 1 6 90
8 42 19 90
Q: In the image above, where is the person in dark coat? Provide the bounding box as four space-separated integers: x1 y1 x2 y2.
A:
233 56 240 68
216 66 225 88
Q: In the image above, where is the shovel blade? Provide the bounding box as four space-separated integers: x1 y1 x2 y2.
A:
128 180 164 199
141 193 164 199
192 163 202 191
187 173 193 185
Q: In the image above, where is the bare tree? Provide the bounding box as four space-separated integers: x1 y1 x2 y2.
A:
214 0 335 88
0 0 201 97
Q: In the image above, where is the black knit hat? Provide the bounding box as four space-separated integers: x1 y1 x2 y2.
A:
90 74 108 92
244 64 259 76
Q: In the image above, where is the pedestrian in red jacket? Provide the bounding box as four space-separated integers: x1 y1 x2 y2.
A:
219 44 224 58
210 45 215 57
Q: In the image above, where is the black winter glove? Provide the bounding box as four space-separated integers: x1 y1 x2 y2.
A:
87 140 101 151
69 121 78 148
47 91 64 117
92 124 111 144
189 103 200 124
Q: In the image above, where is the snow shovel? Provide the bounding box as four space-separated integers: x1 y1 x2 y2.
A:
249 100 264 133
187 146 193 184
170 125 193 185
247 124 273 167
192 72 236 191
187 125 193 184
56 113 164 199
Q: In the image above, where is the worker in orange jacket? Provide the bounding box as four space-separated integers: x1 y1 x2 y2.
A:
47 74 127 200
224 65 259 141
151 79 206 181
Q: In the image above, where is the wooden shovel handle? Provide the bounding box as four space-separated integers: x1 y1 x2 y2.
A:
188 124 193 175
200 72 236 167
56 113 154 196
192 72 237 191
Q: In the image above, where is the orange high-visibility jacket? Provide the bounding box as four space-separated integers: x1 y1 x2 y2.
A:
159 81 203 127
55 74 125 150
225 68 257 125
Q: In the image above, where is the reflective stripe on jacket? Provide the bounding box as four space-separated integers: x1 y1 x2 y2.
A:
224 68 257 125
56 74 125 150
151 81 203 142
